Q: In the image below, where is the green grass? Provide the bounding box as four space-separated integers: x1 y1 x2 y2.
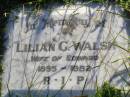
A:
93 82 122 97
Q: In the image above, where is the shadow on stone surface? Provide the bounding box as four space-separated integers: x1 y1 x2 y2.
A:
5 90 95 97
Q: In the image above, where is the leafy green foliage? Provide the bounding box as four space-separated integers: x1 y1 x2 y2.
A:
117 0 130 11
93 82 122 97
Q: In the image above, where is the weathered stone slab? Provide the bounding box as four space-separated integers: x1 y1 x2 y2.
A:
2 4 130 97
